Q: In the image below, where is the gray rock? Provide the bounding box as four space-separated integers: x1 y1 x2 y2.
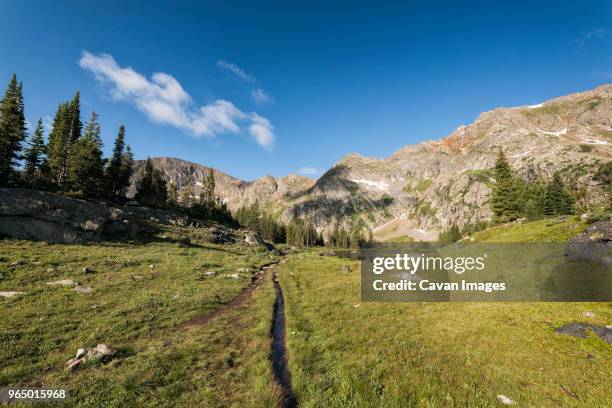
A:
0 291 25 298
340 265 351 273
46 279 76 287
226 273 243 279
74 286 92 294
555 323 612 344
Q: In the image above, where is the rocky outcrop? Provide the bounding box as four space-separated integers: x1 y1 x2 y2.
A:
0 188 131 243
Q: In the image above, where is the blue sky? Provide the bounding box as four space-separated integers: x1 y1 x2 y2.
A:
1 1 611 180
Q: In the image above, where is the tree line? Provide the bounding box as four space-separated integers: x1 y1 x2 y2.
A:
0 74 133 199
491 148 581 223
235 201 373 247
133 157 234 224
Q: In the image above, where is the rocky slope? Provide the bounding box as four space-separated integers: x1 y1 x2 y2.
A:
129 157 315 216
133 84 612 240
0 188 261 245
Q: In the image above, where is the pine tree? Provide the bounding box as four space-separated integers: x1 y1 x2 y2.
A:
491 148 524 222
67 111 104 196
105 125 129 197
135 157 167 208
66 92 82 143
181 175 194 207
167 182 179 207
202 168 215 203
0 74 27 185
118 144 134 198
23 118 46 184
46 102 71 185
543 172 575 216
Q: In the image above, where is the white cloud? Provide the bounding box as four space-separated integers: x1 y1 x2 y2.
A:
251 88 271 105
298 166 321 176
249 114 274 151
217 60 257 85
79 50 274 149
217 59 272 105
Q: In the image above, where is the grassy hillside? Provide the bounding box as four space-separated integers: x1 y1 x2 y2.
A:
470 217 587 242
0 229 282 407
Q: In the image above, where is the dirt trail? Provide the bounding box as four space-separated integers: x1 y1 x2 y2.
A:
270 272 298 407
180 260 280 328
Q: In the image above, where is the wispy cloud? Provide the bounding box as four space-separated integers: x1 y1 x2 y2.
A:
573 28 607 48
217 59 273 105
251 88 271 105
78 51 275 150
217 60 257 85
298 166 321 176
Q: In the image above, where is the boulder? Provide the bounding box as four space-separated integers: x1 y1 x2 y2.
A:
555 323 612 344
65 344 116 370
566 221 612 264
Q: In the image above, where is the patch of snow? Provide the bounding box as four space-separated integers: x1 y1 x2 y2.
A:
373 219 395 232
350 179 389 191
535 127 567 136
510 148 534 158
580 138 608 145
527 103 543 109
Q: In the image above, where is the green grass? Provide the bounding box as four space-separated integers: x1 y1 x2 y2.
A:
0 232 281 407
403 178 432 193
471 217 586 242
277 249 611 407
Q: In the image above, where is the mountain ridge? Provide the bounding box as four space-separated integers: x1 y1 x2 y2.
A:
131 84 612 240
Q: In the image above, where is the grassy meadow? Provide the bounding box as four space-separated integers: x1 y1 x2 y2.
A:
0 216 610 407
0 227 283 407
277 217 611 407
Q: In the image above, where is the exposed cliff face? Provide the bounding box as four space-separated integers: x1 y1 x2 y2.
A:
128 157 315 214
134 84 612 240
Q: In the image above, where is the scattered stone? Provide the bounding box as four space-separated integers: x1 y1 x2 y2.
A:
555 323 612 344
46 279 77 287
82 267 95 274
149 264 155 269
9 261 21 269
497 395 515 405
354 304 361 308
46 268 55 273
0 291 25 298
202 271 217 277
74 286 92 294
583 311 595 318
30 261 42 266
172 294 180 300
131 275 144 280
91 304 102 310
238 267 250 273
227 273 242 279
65 344 116 370
340 265 351 273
